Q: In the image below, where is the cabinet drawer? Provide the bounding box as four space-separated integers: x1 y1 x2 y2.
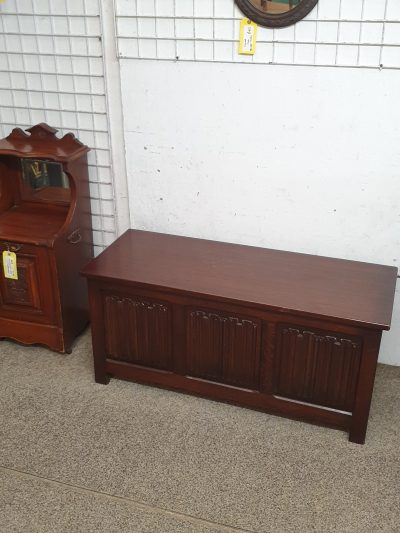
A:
0 242 58 324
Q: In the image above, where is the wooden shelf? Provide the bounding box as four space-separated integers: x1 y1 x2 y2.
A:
0 204 67 246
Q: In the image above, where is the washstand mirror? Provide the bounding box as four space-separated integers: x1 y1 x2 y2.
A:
235 0 319 28
21 158 71 204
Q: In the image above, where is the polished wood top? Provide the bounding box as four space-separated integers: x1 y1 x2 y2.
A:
82 230 398 330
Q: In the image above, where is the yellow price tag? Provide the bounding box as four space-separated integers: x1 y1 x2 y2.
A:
239 19 257 55
2 251 18 280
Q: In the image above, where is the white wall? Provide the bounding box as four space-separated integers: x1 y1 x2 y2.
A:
120 59 400 365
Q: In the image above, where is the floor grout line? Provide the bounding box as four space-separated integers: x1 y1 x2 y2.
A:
0 465 256 533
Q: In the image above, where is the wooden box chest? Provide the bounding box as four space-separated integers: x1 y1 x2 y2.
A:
82 230 397 443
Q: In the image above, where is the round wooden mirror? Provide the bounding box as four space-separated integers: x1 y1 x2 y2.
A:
235 0 319 28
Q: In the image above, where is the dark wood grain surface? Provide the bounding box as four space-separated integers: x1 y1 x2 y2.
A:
0 123 93 352
82 230 397 330
0 205 67 245
0 123 89 162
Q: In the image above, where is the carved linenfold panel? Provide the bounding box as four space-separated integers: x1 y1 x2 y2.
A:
189 310 257 328
104 295 172 369
186 309 261 389
106 296 168 313
0 255 41 311
274 325 362 411
187 311 224 382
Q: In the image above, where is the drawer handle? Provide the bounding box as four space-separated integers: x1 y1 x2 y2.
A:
67 229 82 245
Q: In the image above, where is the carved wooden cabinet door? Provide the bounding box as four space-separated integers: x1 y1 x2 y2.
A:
0 243 57 324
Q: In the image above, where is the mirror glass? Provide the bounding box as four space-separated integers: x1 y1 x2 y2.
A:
21 159 71 204
249 0 300 14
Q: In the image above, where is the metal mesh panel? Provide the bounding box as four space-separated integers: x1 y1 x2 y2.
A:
115 0 400 69
0 0 117 255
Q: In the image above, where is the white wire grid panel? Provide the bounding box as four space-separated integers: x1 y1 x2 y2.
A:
115 0 400 69
0 0 117 255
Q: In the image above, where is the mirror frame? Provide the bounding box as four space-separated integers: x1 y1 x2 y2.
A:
235 0 319 28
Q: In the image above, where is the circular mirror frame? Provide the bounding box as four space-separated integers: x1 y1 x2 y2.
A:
235 0 319 28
